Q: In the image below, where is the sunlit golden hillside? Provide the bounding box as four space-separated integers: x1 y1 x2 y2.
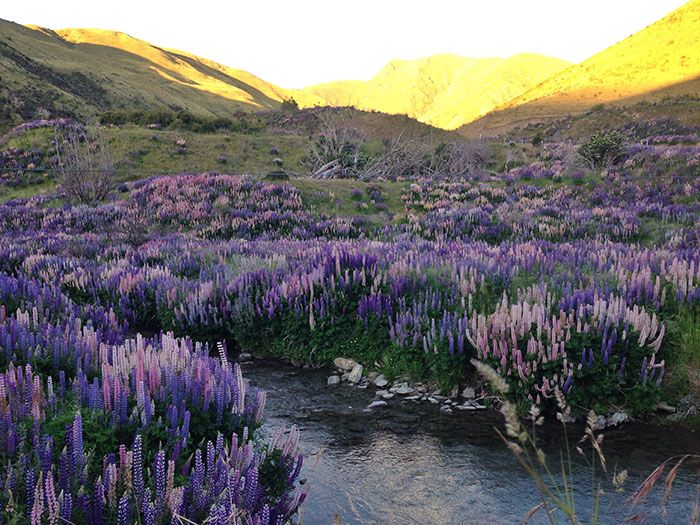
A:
295 53 571 130
461 0 700 136
0 20 289 119
1 1 698 134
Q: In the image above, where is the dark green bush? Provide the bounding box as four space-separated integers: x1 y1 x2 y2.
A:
98 110 264 134
577 132 625 169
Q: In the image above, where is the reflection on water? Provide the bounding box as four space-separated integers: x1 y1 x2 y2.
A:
243 361 700 525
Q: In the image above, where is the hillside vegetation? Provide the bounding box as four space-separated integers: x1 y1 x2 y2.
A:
0 19 288 124
3 2 698 136
461 0 700 136
297 53 571 129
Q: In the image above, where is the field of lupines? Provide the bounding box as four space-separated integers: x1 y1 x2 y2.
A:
0 266 307 524
0 182 314 522
0 125 699 523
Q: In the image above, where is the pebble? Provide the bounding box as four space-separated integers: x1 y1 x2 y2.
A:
461 387 476 399
348 364 363 384
373 374 389 388
593 415 607 431
334 357 358 371
607 411 628 427
427 397 439 405
656 402 676 414
238 352 253 362
327 375 340 386
440 406 453 414
390 384 416 395
375 390 389 397
382 393 395 399
367 400 387 409
405 395 420 401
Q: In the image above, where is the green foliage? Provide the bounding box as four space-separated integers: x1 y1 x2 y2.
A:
661 306 700 401
280 98 299 112
259 448 295 503
266 171 290 180
43 407 122 474
481 319 663 418
577 131 625 169
98 109 264 134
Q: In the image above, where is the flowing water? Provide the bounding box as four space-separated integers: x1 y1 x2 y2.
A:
243 360 700 525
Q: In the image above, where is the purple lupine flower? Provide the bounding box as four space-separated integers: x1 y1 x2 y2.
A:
59 491 73 521
245 467 259 509
154 449 166 510
72 413 84 476
144 501 156 525
257 504 271 525
45 471 59 525
132 435 144 502
191 449 205 511
92 478 105 525
25 467 36 517
562 373 573 394
117 493 130 525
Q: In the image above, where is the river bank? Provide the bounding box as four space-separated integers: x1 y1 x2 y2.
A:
242 358 700 524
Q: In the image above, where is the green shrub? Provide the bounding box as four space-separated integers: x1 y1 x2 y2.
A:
577 132 625 169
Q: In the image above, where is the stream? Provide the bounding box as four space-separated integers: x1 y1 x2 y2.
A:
243 360 700 525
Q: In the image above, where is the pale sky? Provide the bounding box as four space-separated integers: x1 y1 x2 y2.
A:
1 0 689 87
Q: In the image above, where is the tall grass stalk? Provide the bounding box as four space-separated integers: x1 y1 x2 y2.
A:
473 359 699 524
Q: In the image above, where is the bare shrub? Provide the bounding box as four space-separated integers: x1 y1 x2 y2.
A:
55 124 115 203
305 111 365 178
304 110 491 180
424 139 491 177
362 133 425 180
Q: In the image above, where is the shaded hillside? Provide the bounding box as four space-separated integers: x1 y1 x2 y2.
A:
0 20 288 123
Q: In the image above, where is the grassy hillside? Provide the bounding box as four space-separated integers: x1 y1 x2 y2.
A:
297 53 571 130
0 113 439 221
0 20 288 124
498 94 700 143
1 1 697 139
0 19 570 133
460 0 700 137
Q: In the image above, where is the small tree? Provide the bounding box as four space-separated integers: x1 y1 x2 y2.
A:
280 97 299 112
55 124 115 203
577 131 625 170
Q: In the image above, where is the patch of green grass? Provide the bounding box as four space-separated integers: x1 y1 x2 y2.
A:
287 177 407 223
664 307 700 402
3 127 54 150
0 179 56 202
106 127 311 178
